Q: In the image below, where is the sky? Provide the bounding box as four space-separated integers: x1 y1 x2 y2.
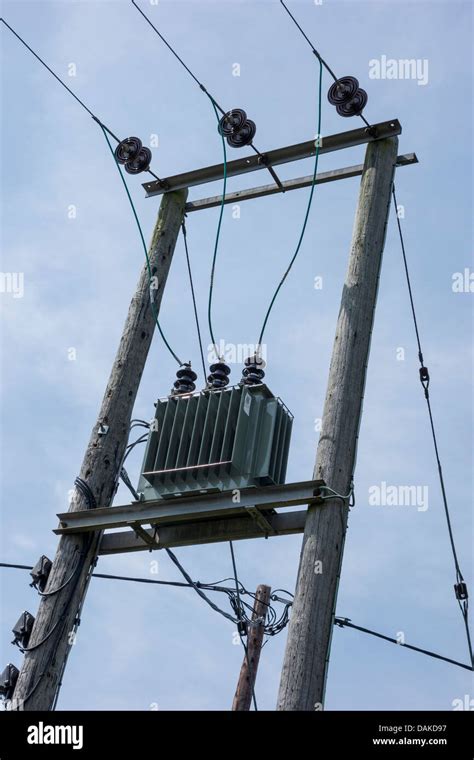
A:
0 0 472 711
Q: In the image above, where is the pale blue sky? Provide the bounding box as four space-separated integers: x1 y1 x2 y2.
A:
0 0 472 710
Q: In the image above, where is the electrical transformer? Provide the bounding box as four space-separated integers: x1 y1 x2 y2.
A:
137 383 293 500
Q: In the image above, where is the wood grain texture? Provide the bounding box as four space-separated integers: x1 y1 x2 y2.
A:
277 137 398 711
232 584 271 711
13 189 188 710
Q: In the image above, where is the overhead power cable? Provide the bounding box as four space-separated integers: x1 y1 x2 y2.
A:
256 55 323 349
100 126 183 366
0 562 292 642
335 618 473 672
279 0 371 128
0 18 162 183
130 1 284 188
1 17 184 368
164 548 238 625
207 100 228 361
392 185 473 669
181 220 207 379
2 562 469 672
130 0 284 363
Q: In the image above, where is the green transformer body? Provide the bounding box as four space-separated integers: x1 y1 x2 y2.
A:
137 384 293 500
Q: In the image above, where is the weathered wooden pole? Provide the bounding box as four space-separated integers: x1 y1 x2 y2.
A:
232 584 271 711
13 189 188 710
277 137 398 711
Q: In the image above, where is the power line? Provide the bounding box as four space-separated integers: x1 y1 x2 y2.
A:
1 18 97 119
207 100 228 362
130 0 285 193
335 618 473 672
100 126 183 367
257 55 323 348
279 0 371 128
130 0 224 113
0 563 242 594
0 561 292 638
0 18 162 183
392 185 473 669
2 562 469 673
164 548 237 625
279 0 339 82
181 220 207 380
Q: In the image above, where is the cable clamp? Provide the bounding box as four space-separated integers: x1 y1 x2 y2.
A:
318 480 355 507
455 582 468 601
237 620 248 637
419 366 430 385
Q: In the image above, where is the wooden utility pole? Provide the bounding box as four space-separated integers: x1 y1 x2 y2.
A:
277 137 398 711
232 584 271 711
13 189 188 711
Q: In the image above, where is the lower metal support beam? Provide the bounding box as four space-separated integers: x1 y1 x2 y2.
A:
55 480 325 535
184 153 418 213
99 510 308 555
143 119 401 197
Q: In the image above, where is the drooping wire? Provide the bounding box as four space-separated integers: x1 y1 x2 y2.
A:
392 185 473 668
129 1 229 361
256 55 323 349
100 126 183 366
335 618 473 672
229 541 258 711
2 561 470 672
164 548 238 625
279 0 371 128
0 562 254 598
123 432 149 464
181 220 207 379
37 548 81 598
207 100 228 362
119 467 140 501
0 18 162 182
14 478 100 701
74 477 97 510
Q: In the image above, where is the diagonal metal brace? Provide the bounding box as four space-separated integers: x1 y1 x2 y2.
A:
128 522 160 548
244 506 277 536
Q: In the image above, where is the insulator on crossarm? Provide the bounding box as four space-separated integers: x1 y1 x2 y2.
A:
207 362 231 389
115 136 142 164
336 88 368 117
328 76 368 118
172 363 197 395
115 137 153 175
218 108 256 148
327 76 359 105
240 355 266 386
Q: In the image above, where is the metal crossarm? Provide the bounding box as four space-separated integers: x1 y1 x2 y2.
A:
142 119 402 197
55 480 326 535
